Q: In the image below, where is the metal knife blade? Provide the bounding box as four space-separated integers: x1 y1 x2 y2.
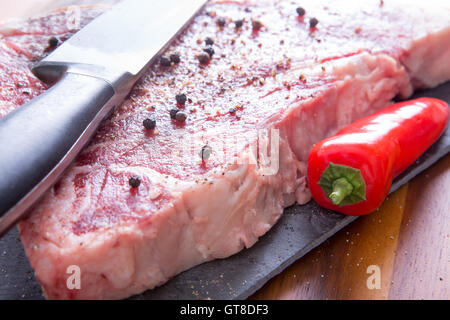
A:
35 0 206 89
0 0 206 237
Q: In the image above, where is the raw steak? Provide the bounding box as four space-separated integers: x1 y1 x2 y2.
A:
0 0 449 299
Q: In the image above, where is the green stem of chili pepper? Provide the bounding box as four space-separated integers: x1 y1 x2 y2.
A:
329 177 354 205
317 162 366 206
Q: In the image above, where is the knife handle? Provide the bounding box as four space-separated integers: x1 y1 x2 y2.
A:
0 72 115 236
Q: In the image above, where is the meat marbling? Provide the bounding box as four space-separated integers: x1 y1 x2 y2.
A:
0 0 449 299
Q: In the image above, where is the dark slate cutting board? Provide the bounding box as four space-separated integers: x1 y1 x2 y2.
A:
0 83 449 300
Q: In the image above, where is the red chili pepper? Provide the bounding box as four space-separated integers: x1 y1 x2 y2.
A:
307 97 449 216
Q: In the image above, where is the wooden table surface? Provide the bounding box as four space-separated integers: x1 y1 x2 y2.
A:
1 0 449 301
251 155 450 300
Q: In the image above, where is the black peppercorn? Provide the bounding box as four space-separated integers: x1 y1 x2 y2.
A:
205 37 214 45
176 93 187 105
170 108 179 119
175 111 187 122
309 17 319 28
160 56 171 67
143 118 156 130
296 7 306 16
229 107 237 114
48 36 59 47
234 19 244 29
129 176 141 188
170 53 180 64
197 53 211 64
217 17 226 27
203 47 215 57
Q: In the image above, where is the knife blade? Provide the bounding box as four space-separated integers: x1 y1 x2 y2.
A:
0 0 206 237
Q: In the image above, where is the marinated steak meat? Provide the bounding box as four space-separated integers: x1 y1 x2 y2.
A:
0 0 449 299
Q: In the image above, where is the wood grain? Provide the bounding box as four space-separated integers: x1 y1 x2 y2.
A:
251 154 450 299
388 155 449 299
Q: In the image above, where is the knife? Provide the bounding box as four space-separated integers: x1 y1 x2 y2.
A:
0 0 206 237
